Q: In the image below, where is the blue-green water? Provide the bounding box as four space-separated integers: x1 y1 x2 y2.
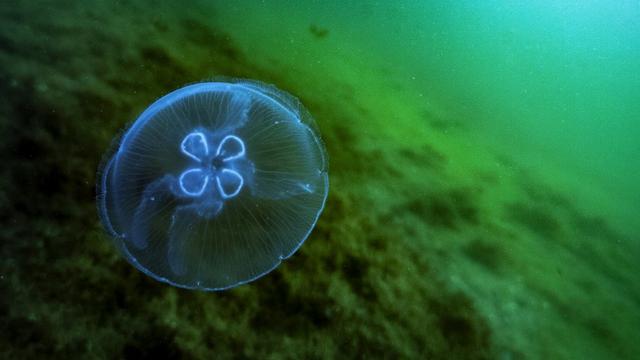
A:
1 1 638 359
218 0 640 224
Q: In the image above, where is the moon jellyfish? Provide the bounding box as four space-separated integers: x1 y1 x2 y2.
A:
97 80 329 290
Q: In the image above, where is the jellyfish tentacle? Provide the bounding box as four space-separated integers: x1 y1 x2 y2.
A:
99 81 328 291
130 175 176 249
167 205 197 276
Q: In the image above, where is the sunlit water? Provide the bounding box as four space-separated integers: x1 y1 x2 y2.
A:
2 0 638 358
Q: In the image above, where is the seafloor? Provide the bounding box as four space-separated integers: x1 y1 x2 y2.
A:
0 2 638 359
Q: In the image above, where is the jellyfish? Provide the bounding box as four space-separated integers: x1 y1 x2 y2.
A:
97 80 329 290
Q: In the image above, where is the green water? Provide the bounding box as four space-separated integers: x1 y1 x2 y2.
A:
1 1 638 359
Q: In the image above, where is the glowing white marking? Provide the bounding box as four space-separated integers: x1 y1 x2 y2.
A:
216 168 244 199
178 168 209 196
180 131 208 162
216 134 245 161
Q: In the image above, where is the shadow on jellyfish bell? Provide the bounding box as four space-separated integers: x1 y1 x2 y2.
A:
97 80 329 291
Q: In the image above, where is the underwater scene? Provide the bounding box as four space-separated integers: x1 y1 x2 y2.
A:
1 1 638 359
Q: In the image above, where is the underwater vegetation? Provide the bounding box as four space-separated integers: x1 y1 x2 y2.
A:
99 81 328 290
1 1 638 359
0 3 496 356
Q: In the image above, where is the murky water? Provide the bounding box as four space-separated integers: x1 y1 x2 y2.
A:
1 1 638 358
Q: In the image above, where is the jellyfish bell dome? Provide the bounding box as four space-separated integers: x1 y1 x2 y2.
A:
98 80 329 290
